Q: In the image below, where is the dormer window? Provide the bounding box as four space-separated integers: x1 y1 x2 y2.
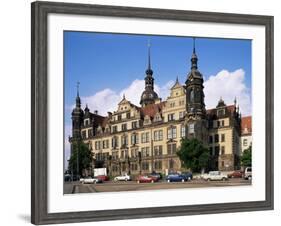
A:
217 109 225 117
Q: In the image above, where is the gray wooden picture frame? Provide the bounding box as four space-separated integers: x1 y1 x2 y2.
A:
31 1 274 225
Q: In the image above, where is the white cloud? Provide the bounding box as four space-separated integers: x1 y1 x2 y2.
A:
204 69 251 116
79 79 174 116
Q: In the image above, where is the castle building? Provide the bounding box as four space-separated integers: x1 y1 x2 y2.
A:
241 116 252 153
69 41 242 176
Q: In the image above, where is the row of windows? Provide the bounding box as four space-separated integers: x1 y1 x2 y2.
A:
111 160 174 171
103 144 177 160
209 134 225 143
169 100 185 108
94 127 186 150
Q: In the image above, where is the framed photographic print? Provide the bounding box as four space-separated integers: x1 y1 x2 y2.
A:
31 1 274 225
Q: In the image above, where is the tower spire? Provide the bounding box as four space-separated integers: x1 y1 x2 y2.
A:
191 37 198 70
146 40 153 76
75 81 81 108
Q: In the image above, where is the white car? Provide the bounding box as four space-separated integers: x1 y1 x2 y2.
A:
244 167 252 180
114 174 131 181
80 177 101 184
203 171 228 181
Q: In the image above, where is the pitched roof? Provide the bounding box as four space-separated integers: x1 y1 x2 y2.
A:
140 102 166 118
206 105 236 115
241 116 252 135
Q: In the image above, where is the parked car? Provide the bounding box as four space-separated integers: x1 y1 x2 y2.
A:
136 175 158 183
244 167 252 180
181 172 193 181
149 172 162 180
79 177 102 184
202 171 228 181
96 175 109 181
64 174 71 182
227 170 244 178
166 174 187 183
114 174 131 181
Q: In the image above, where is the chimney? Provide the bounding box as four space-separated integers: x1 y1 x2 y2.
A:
94 110 98 114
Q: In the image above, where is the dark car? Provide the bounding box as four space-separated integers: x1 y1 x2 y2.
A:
149 172 162 180
96 175 110 181
227 170 244 178
181 172 193 181
166 174 186 182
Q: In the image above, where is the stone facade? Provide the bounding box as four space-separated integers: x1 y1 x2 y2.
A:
69 42 243 176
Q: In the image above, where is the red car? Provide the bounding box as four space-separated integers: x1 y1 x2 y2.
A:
227 170 243 178
96 175 109 181
136 175 158 183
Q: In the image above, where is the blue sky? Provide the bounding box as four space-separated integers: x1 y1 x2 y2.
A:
64 31 252 163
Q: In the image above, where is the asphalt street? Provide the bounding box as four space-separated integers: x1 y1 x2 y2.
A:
64 178 251 194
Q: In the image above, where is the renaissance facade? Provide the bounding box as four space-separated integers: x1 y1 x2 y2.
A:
69 43 242 176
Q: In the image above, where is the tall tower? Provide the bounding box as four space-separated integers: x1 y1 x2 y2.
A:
71 82 84 140
140 41 159 107
185 38 208 143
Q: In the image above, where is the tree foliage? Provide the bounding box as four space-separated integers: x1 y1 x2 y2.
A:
241 145 252 167
177 138 210 173
68 141 93 176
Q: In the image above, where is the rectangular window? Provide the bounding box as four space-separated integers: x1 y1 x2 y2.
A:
154 145 163 156
141 147 150 157
126 112 130 119
131 133 138 145
221 134 225 142
209 135 213 144
168 113 175 121
132 121 138 129
181 126 186 137
112 126 117 133
141 162 149 171
121 135 128 146
141 132 149 143
121 123 127 131
154 130 163 141
221 146 225 155
217 120 220 127
221 120 225 127
168 127 177 139
215 134 219 143
131 148 138 158
117 114 122 121
88 129 93 138
167 143 177 155
112 137 119 148
154 161 162 170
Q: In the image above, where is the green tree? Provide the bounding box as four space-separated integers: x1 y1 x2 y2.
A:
241 145 252 167
177 138 210 173
68 141 93 176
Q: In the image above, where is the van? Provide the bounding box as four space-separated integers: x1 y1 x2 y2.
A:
244 167 252 180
